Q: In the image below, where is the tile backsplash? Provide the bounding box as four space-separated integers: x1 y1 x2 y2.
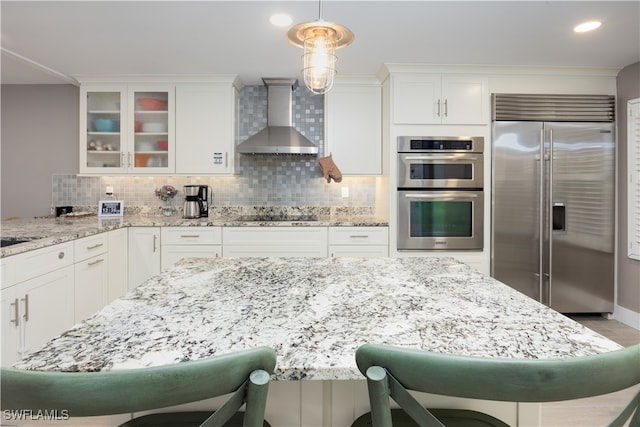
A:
53 84 379 211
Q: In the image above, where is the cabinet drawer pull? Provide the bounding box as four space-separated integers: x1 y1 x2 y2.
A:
179 235 201 238
87 243 104 250
349 235 369 238
58 251 65 259
21 294 29 322
88 258 105 266
10 298 19 326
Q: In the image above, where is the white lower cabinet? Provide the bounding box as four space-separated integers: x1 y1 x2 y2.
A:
74 233 109 322
108 228 129 302
128 227 161 290
2 265 75 366
1 242 75 366
328 227 389 257
161 227 222 270
223 227 328 257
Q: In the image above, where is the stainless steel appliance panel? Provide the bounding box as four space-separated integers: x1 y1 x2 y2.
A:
492 121 615 313
547 122 615 312
491 121 544 302
397 136 484 153
397 152 484 189
398 190 484 250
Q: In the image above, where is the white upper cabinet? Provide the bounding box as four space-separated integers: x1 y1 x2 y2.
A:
78 76 239 175
392 73 489 125
175 83 238 175
80 84 175 174
325 79 382 175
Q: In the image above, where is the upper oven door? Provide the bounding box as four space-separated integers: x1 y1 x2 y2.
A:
398 153 484 188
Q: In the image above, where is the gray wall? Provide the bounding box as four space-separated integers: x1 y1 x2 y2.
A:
616 62 640 314
1 84 78 218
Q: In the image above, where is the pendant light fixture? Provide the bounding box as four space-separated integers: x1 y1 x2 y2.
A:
286 0 354 95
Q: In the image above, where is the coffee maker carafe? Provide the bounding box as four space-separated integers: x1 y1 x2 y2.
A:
183 185 210 219
183 185 201 219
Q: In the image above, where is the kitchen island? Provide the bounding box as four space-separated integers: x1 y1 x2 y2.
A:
11 256 620 426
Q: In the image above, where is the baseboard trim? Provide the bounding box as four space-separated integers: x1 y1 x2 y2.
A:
614 304 640 330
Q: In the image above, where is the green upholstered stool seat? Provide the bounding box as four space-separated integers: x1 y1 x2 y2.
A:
119 411 271 427
352 408 509 427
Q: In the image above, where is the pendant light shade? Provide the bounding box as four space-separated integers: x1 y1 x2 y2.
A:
286 2 354 95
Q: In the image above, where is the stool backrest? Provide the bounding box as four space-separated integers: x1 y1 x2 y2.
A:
356 343 640 427
2 346 276 427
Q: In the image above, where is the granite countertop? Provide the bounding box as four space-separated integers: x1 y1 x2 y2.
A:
13 256 620 380
1 207 388 258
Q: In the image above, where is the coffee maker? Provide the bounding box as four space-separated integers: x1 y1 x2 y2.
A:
183 185 210 219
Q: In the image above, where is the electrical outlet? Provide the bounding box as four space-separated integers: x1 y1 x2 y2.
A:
341 187 349 198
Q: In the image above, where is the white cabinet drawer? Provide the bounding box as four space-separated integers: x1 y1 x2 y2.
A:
74 233 108 262
1 258 16 290
223 244 327 257
223 227 328 246
328 227 388 245
329 245 389 257
13 242 74 284
161 227 222 245
223 227 328 257
161 244 221 270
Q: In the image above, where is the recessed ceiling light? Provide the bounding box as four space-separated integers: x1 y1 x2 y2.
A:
574 20 602 33
270 13 293 28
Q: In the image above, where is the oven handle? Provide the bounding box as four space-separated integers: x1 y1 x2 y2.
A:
403 192 480 199
403 155 476 161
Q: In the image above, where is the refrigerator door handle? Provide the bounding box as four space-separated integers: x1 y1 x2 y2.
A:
546 129 554 307
538 129 546 303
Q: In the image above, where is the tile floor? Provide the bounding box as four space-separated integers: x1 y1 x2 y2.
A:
540 315 640 427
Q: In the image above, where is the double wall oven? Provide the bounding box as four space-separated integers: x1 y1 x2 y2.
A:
397 136 484 251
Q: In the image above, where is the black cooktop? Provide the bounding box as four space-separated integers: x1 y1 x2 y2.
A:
235 214 319 222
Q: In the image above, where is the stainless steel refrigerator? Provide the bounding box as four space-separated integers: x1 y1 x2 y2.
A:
491 94 615 313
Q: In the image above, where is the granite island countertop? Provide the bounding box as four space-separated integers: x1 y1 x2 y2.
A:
1 208 388 258
13 256 620 380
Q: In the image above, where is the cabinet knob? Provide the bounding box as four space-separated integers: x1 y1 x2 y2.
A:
58 251 65 259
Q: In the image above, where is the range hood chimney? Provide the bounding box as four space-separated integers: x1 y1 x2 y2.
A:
237 78 318 155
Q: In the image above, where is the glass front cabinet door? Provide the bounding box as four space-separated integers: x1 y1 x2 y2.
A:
80 85 175 174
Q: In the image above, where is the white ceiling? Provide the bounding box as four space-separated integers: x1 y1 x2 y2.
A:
2 1 639 86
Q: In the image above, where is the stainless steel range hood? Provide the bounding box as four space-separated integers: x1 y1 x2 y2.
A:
237 78 318 155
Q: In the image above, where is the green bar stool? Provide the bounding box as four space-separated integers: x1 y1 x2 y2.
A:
2 346 276 427
353 343 640 427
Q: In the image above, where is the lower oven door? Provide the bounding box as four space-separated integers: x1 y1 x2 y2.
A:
397 190 484 250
